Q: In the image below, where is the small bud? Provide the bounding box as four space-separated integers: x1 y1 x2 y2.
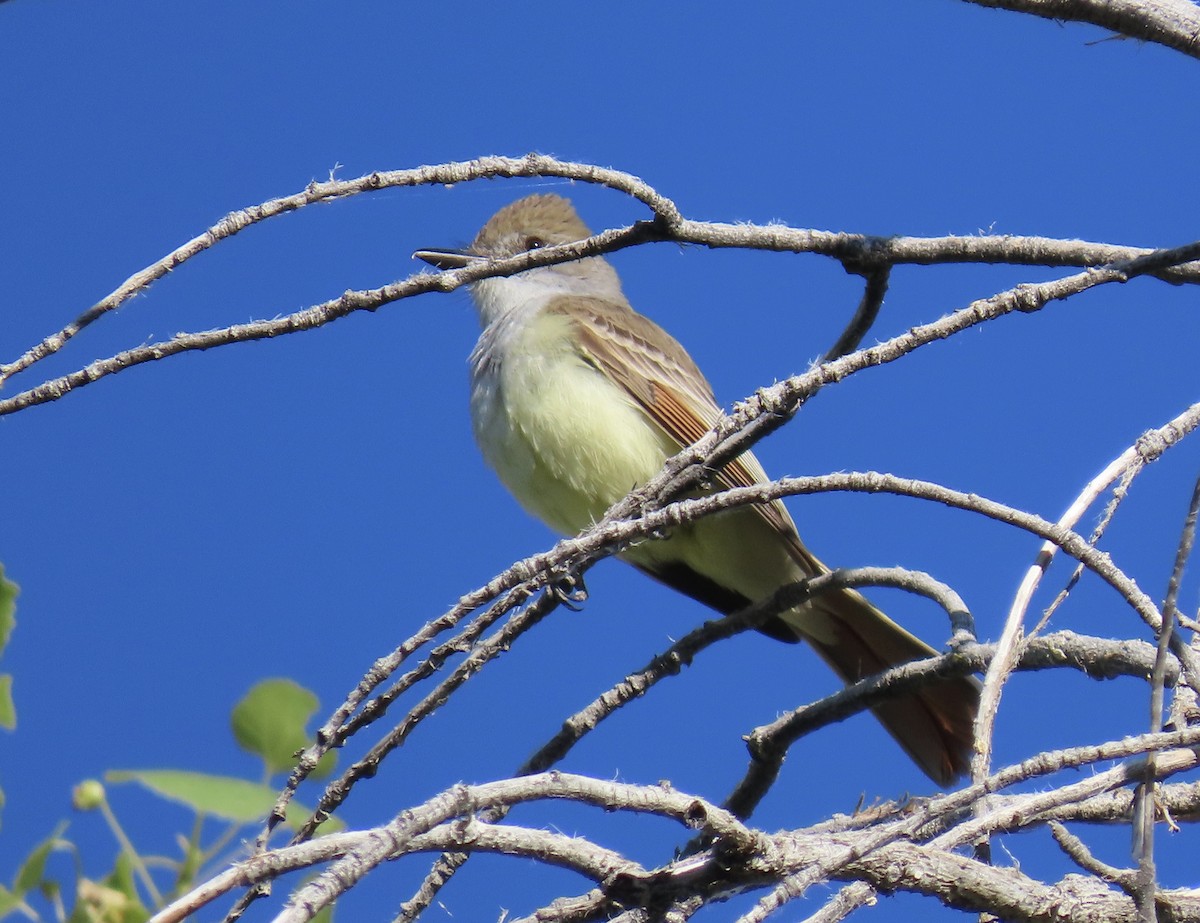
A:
72 779 105 811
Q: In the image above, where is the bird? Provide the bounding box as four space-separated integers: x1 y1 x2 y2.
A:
415 193 979 785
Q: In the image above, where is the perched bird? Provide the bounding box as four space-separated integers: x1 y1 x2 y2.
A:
416 194 979 785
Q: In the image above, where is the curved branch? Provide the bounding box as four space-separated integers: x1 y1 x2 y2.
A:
727 630 1174 821
623 242 1200 571
274 774 764 923
822 264 891 361
5 156 1200 412
961 0 1200 61
177 726 1200 923
0 156 676 387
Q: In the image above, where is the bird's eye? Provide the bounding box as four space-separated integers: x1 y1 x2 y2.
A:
524 236 546 251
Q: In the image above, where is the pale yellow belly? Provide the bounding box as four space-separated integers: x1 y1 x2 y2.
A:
469 328 812 618
472 345 676 536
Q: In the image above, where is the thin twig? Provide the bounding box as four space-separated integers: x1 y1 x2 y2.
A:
822 265 891 362
974 437 1153 788
1050 821 1138 893
1133 476 1200 921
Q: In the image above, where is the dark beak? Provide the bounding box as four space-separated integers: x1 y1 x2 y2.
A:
412 247 479 271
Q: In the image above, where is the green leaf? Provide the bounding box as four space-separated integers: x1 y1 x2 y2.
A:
105 770 277 823
0 884 20 919
65 897 89 923
0 675 14 732
230 678 334 778
172 834 204 895
96 855 150 923
13 826 63 896
0 566 19 734
0 566 17 656
105 770 342 832
103 854 139 903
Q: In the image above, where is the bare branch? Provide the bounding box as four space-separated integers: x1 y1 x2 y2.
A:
961 0 1200 61
1134 477 1200 919
632 244 1200 568
0 156 676 388
167 721 1200 923
273 774 765 923
4 157 1200 418
975 422 1176 786
729 631 1174 822
1051 821 1140 894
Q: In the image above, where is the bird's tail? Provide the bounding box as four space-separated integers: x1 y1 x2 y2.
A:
789 587 980 787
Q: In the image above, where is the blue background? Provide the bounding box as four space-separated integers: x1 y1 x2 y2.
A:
2 2 1199 920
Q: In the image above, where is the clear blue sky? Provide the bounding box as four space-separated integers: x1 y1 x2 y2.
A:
2 2 1199 920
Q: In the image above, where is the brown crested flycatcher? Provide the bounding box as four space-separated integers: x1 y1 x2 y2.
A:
416 194 979 785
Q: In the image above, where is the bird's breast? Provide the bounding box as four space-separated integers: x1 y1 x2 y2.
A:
469 311 675 536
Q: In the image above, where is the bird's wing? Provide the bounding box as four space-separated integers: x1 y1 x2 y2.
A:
553 296 825 578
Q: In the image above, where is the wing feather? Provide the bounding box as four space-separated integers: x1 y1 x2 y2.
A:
548 296 824 577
